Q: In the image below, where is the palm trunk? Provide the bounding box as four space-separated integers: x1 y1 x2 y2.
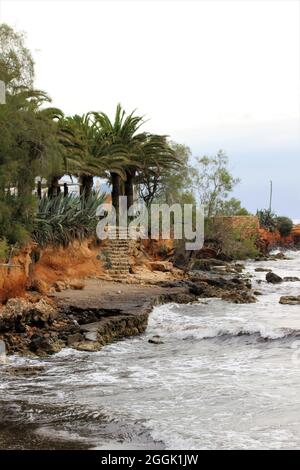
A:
63 182 68 197
37 180 42 199
48 176 61 198
124 170 136 211
111 173 121 224
80 174 93 200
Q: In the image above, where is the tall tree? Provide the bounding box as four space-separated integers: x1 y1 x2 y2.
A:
137 141 195 206
0 23 34 92
195 150 240 217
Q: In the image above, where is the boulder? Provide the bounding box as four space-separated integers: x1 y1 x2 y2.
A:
192 258 228 272
187 282 208 296
29 334 62 355
279 296 300 305
266 272 283 284
221 291 257 304
69 280 85 290
0 298 58 332
53 280 67 292
30 278 49 294
149 261 173 272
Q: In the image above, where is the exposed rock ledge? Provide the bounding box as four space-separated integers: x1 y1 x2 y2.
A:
0 274 255 356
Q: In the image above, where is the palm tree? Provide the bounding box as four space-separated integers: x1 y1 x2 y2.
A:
93 104 179 212
58 113 128 201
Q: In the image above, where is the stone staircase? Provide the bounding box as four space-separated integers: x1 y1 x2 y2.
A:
104 227 132 281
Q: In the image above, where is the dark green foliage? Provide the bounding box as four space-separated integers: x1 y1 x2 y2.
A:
215 197 250 216
257 209 277 232
276 216 293 237
32 192 105 247
0 238 9 262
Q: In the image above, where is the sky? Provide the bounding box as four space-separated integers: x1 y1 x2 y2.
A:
0 0 299 217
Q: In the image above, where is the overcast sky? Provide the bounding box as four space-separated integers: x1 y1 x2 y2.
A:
1 0 299 217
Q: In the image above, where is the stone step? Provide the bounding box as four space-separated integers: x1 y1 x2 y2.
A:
109 264 130 269
108 253 130 258
107 241 130 245
108 270 130 275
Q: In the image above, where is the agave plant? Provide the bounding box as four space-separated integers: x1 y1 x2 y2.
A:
32 191 106 246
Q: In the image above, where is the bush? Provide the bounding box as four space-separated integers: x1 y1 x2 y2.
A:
257 209 277 232
0 238 9 262
0 195 35 246
276 216 293 237
221 228 259 260
207 219 259 260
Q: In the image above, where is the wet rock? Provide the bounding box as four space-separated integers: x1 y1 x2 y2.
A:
8 365 45 376
83 331 98 342
283 277 300 282
191 258 228 272
187 282 208 296
279 296 300 305
73 341 102 352
221 291 257 304
272 252 289 260
67 333 83 346
29 334 63 355
266 272 283 284
148 335 164 345
253 290 263 296
255 268 272 273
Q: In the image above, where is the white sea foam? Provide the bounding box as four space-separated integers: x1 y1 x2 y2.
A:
2 250 300 449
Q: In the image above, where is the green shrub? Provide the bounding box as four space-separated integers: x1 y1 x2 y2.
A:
256 209 277 232
276 216 293 237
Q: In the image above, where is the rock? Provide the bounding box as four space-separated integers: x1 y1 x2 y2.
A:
283 277 300 282
29 334 62 355
253 290 263 296
8 366 45 376
67 333 83 346
272 252 288 260
30 278 49 294
0 298 58 332
69 280 85 290
0 340 6 364
266 272 283 284
255 268 272 273
192 259 227 272
188 282 207 296
221 291 257 304
73 341 102 352
148 335 164 345
83 331 98 342
53 281 67 292
279 296 300 305
149 261 173 272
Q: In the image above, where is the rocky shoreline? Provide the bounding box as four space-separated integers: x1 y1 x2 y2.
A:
0 258 257 357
